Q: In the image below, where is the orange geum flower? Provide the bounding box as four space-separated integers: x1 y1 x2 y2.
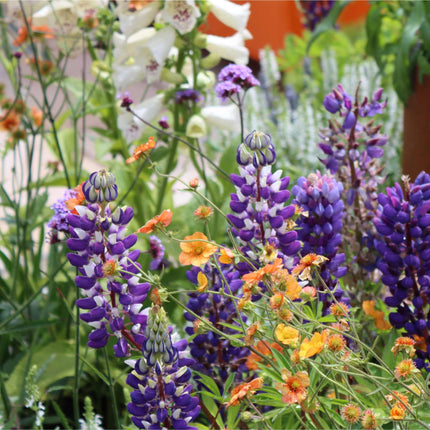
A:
362 300 391 330
277 307 293 322
179 232 217 266
242 258 283 287
270 292 285 309
137 209 172 234
31 106 43 127
226 377 263 408
361 409 378 430
390 405 406 420
14 20 55 47
126 137 156 164
246 340 282 370
327 334 346 353
386 391 410 411
275 324 299 347
65 183 86 215
276 369 310 404
341 403 361 424
219 247 234 264
189 177 199 188
194 205 213 220
292 253 328 281
395 359 418 379
0 110 20 132
329 302 349 318
299 331 327 359
244 322 261 346
391 337 416 357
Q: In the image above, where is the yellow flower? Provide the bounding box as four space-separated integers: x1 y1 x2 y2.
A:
275 324 299 347
219 247 234 264
197 271 208 292
362 300 391 330
299 331 327 359
179 232 217 266
390 405 405 420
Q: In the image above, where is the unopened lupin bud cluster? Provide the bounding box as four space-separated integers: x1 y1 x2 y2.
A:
82 169 118 204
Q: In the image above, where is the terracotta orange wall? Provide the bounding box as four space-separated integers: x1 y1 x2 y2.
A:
202 1 370 60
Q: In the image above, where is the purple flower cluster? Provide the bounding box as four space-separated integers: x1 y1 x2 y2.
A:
237 130 276 168
299 0 335 31
320 84 388 175
175 89 203 105
215 64 260 101
82 170 118 204
373 173 430 371
228 132 301 264
48 187 80 235
319 84 388 287
127 305 200 429
184 264 250 389
292 172 347 307
65 171 150 357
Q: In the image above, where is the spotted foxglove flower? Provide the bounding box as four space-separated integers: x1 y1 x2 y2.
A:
205 30 252 65
160 0 201 35
206 0 250 32
135 26 177 83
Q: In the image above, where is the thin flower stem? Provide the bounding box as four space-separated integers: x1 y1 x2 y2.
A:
128 108 230 179
103 348 121 429
73 281 80 428
245 398 273 430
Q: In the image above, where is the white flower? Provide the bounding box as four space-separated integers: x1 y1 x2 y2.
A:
35 402 45 428
118 94 164 143
205 30 252 65
206 0 250 32
186 115 207 138
113 28 156 64
116 0 161 37
201 104 241 133
112 63 145 91
161 0 201 35
135 26 176 83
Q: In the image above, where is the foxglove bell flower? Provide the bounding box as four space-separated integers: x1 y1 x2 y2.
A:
206 0 250 32
161 0 201 35
373 173 430 371
292 172 347 309
205 31 251 65
126 305 200 429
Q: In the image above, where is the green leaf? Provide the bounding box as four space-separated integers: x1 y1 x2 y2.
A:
365 3 384 68
0 372 11 420
306 1 351 54
200 392 224 429
0 319 59 335
193 371 221 398
52 400 72 429
270 345 290 370
393 1 425 102
5 341 76 398
77 354 109 386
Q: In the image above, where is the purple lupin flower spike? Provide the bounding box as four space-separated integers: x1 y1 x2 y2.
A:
126 305 200 429
373 173 430 371
65 170 150 356
292 171 347 311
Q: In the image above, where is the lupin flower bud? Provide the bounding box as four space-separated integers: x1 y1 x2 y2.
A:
82 169 118 204
142 305 178 366
238 130 276 168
